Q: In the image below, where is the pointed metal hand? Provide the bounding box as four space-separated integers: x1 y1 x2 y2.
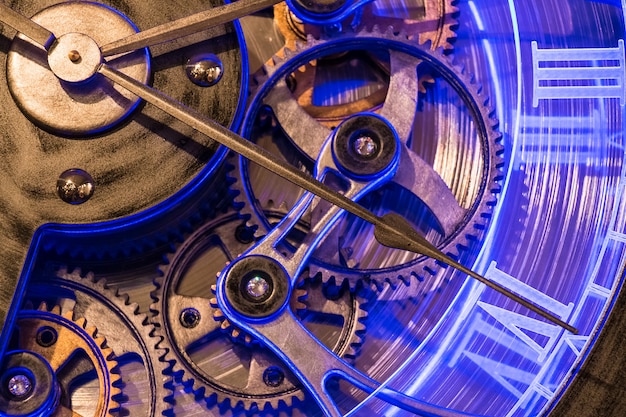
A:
0 3 55 49
99 0 282 56
99 63 577 333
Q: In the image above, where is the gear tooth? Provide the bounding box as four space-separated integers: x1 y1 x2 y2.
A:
295 288 307 300
110 371 122 386
220 319 231 330
128 302 140 315
293 38 305 53
86 326 98 337
108 398 121 415
244 335 252 345
62 309 75 320
70 267 85 278
344 346 358 358
96 336 108 349
57 265 70 276
355 321 367 333
231 328 240 338
213 309 224 319
421 38 435 50
282 46 297 60
37 301 49 312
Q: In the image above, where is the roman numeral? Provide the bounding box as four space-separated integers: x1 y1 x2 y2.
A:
532 40 625 107
450 262 575 399
516 110 603 166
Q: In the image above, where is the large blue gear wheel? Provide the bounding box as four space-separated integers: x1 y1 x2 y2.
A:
234 27 503 298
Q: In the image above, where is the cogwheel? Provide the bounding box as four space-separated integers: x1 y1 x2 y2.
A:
37 266 172 417
270 0 458 127
41 159 236 262
274 0 458 51
234 27 503 296
150 211 368 413
0 302 121 417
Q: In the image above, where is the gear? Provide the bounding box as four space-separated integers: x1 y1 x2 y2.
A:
0 302 120 417
41 160 237 262
274 0 458 51
270 0 458 127
20 267 172 417
234 27 503 295
150 211 368 413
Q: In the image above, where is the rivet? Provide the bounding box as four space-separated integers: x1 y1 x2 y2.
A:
246 275 270 299
68 50 81 63
7 374 33 398
57 169 94 204
352 135 378 158
185 54 223 87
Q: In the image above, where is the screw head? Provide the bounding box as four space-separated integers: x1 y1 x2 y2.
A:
68 50 81 63
352 135 378 158
57 168 94 204
36 326 58 348
245 275 270 299
180 308 201 329
7 374 33 398
263 366 285 387
235 224 255 244
185 54 223 87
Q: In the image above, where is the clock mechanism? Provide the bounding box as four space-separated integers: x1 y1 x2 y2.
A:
0 1 624 417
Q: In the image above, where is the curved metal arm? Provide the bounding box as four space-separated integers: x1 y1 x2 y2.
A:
98 62 576 332
242 131 399 281
217 303 477 417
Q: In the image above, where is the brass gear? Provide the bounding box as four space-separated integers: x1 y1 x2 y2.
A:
3 303 120 417
274 0 458 50
270 0 458 127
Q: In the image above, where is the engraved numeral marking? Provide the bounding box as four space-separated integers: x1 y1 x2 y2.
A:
517 110 602 166
450 262 575 399
532 40 625 106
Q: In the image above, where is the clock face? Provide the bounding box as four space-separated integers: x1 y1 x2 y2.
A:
0 0 624 417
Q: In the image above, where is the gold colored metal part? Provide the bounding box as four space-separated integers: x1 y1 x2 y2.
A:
268 0 457 127
16 303 121 417
274 0 458 50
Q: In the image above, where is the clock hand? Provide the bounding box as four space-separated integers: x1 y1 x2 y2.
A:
99 0 281 57
97 62 577 334
214 130 474 417
0 3 55 50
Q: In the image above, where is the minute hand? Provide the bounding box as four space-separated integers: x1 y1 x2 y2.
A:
97 63 578 334
0 3 55 50
99 0 281 56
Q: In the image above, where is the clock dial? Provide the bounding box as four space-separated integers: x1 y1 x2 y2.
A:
0 0 625 417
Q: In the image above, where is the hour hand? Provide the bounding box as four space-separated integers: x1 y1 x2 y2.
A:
99 63 576 333
0 3 55 50
99 0 281 56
